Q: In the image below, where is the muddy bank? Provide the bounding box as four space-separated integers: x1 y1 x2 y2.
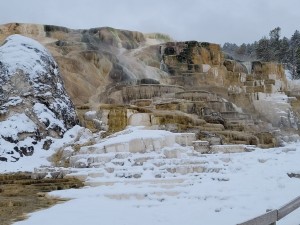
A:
0 172 83 225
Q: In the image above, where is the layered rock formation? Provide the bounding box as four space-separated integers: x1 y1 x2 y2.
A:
0 34 78 162
0 23 299 225
0 23 169 106
80 40 297 148
0 23 299 151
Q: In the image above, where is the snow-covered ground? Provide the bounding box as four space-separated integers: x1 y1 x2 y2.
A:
1 33 299 225
1 67 299 224
2 125 298 225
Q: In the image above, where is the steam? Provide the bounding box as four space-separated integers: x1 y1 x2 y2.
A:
87 35 170 107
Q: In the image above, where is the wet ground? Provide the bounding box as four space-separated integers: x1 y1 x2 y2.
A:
0 172 83 225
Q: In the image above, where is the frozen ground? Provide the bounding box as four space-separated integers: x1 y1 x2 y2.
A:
6 126 299 225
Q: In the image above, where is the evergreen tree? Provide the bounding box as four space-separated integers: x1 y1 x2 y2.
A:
222 42 238 56
296 47 300 78
256 37 271 61
269 27 281 41
289 30 300 79
269 27 281 61
235 43 247 55
279 37 289 63
290 30 300 46
222 27 300 79
250 41 258 59
246 44 252 55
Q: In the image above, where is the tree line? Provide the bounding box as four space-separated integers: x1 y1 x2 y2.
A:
222 27 300 79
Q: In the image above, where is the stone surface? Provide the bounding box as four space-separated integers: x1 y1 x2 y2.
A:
0 23 299 149
0 34 78 162
128 113 152 126
193 140 210 153
210 145 247 153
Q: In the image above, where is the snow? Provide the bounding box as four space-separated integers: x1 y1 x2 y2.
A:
0 34 56 80
0 137 52 172
84 110 97 120
0 125 92 172
0 113 36 140
202 64 211 73
256 92 289 103
89 126 175 149
286 70 300 96
242 61 252 74
252 91 298 129
33 102 65 130
0 125 297 225
3 96 23 107
1 33 299 225
285 69 293 80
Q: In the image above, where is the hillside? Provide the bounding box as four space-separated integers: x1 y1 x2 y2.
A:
0 23 300 225
1 23 299 148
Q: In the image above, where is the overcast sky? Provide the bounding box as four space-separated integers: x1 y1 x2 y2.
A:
1 0 300 45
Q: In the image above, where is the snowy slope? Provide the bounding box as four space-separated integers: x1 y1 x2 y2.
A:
5 126 299 225
0 34 78 163
0 126 89 172
0 34 77 129
0 35 299 225
0 34 56 79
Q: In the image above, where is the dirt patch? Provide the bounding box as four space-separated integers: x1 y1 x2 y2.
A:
0 172 83 225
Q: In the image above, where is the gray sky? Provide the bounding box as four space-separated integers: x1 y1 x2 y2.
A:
1 0 300 45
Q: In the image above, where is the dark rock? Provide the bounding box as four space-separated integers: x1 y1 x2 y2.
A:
55 40 68 47
19 146 34 156
288 173 300 179
44 25 69 34
11 156 19 162
204 112 225 125
44 118 50 127
27 146 34 156
0 157 7 162
109 64 126 82
200 42 210 48
43 139 53 150
13 146 23 157
1 136 18 143
164 47 176 55
138 78 160 85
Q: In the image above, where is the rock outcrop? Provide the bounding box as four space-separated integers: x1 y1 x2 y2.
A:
0 23 298 150
0 34 78 162
0 23 169 106
77 40 298 148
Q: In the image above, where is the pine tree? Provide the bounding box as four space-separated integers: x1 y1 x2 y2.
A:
251 41 258 59
222 43 238 56
256 37 271 61
235 43 247 55
296 47 300 79
279 37 289 64
222 27 300 80
269 27 281 61
269 27 281 40
289 30 300 79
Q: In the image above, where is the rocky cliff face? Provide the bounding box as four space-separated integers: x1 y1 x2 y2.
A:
0 23 299 151
0 34 78 162
0 23 169 106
